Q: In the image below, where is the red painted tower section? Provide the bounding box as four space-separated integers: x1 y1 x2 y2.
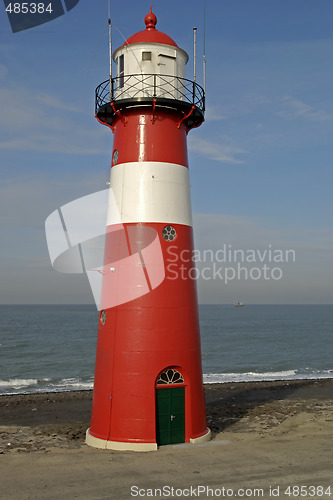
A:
86 8 210 451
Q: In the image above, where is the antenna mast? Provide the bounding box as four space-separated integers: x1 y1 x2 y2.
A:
193 27 197 84
108 0 112 101
203 0 206 94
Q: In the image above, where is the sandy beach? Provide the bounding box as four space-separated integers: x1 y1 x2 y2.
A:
1 379 332 499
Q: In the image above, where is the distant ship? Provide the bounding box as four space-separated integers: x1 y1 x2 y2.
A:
234 302 244 307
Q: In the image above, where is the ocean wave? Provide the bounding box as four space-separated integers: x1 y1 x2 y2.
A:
48 378 94 392
0 378 50 390
203 370 333 384
0 377 93 394
1 370 332 395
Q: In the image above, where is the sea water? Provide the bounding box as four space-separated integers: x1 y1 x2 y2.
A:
0 304 332 394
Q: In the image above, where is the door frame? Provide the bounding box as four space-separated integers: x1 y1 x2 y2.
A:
155 367 187 446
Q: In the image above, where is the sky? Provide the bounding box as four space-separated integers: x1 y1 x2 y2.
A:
0 0 332 305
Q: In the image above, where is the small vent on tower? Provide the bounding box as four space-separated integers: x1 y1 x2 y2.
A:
142 51 152 61
162 225 177 242
100 310 106 325
112 149 119 165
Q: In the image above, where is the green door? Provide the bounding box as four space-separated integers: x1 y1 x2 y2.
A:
156 387 185 446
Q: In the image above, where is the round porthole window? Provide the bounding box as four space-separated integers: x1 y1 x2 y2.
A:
162 225 177 242
112 149 119 165
100 310 106 325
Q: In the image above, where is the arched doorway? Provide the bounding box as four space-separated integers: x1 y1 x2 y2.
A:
155 368 185 446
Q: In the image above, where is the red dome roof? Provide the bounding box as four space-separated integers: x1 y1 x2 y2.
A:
123 7 178 48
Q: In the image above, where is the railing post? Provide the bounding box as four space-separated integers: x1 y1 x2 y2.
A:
192 81 196 105
153 74 156 97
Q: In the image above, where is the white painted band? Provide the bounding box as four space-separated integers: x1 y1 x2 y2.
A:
189 427 211 444
106 161 192 226
86 428 158 452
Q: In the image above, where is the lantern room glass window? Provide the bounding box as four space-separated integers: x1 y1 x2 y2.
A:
142 51 152 61
118 54 124 88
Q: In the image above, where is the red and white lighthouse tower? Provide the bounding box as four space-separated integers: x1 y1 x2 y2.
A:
86 8 210 451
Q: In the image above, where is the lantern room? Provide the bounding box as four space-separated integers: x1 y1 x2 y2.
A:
112 8 188 102
95 7 205 130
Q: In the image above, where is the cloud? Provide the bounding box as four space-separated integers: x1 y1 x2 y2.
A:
0 64 8 80
0 174 107 303
0 132 103 155
34 93 83 113
0 84 107 155
192 213 333 304
221 93 273 119
188 136 245 164
204 106 227 121
193 213 333 254
1 198 332 303
0 174 106 236
0 255 92 304
277 96 332 122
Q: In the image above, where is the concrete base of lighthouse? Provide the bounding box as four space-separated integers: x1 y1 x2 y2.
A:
190 427 211 444
85 429 158 452
85 427 211 452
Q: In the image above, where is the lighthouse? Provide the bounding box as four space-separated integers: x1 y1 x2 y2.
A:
86 8 210 451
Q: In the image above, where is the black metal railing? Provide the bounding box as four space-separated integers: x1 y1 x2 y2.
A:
95 74 205 115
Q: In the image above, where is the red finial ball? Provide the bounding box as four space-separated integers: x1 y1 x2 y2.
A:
144 6 157 29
